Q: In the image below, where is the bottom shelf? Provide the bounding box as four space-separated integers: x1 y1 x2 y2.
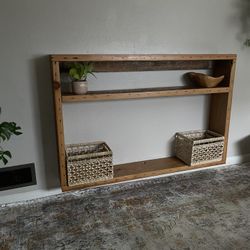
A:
62 157 224 191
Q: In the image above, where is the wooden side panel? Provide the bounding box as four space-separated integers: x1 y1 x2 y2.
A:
51 61 67 188
209 93 229 135
209 59 236 161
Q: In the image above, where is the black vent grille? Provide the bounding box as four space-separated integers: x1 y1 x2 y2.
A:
0 163 36 191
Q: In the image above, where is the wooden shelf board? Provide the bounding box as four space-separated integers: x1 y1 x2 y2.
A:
51 54 237 62
62 157 224 191
62 86 230 102
60 60 213 72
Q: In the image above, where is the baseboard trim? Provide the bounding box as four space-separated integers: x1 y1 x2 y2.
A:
226 153 250 165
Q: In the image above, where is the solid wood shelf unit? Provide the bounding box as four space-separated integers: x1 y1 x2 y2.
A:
51 54 236 192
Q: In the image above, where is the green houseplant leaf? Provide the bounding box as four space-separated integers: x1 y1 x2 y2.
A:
0 150 12 165
0 121 22 165
68 62 96 81
69 68 81 80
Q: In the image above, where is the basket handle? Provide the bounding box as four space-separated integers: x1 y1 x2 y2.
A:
175 133 193 145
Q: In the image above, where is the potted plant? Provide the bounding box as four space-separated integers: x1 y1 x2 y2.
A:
0 120 22 165
68 62 96 94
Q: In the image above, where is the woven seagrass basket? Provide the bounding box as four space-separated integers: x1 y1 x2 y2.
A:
175 130 224 166
66 141 113 186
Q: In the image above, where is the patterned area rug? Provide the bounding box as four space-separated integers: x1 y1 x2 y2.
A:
1 163 250 250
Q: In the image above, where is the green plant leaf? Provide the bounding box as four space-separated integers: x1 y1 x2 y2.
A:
89 72 97 78
13 131 22 136
0 121 22 144
79 63 84 79
68 62 96 81
0 133 7 141
2 157 7 165
69 68 77 77
0 150 10 165
0 121 22 165
4 151 11 158
69 68 80 80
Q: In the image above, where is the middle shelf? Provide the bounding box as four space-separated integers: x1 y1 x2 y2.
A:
62 86 230 102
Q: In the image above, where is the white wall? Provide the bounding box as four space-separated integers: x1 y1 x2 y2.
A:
1 0 250 204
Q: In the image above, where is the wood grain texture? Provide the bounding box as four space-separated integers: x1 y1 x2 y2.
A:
209 59 236 161
62 87 230 102
61 156 225 191
73 61 212 72
208 93 229 135
51 54 237 62
221 59 236 161
52 61 67 188
60 61 212 72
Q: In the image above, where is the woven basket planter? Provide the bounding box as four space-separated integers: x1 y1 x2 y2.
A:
66 141 113 186
175 130 224 166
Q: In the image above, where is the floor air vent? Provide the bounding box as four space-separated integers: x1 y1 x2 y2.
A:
0 163 36 191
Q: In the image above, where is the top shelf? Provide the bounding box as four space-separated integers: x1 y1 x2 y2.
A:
51 54 237 62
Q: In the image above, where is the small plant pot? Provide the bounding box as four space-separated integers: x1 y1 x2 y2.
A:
72 80 88 94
